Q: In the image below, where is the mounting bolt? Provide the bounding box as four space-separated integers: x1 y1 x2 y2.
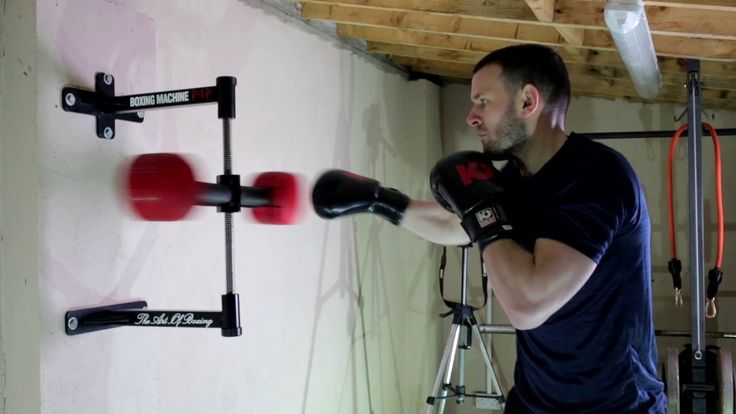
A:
67 317 79 331
103 127 114 139
65 93 76 107
103 74 113 85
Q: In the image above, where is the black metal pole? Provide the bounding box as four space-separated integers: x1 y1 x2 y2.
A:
217 76 242 338
477 325 736 339
196 183 270 207
581 128 736 140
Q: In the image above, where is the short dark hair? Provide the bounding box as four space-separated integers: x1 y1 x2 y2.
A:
473 44 571 114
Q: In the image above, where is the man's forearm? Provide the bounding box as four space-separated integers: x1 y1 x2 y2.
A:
482 238 596 330
401 200 470 246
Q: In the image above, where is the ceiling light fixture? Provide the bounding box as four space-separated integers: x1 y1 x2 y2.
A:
604 0 662 99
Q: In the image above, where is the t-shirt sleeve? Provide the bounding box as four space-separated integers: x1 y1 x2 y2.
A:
534 155 638 263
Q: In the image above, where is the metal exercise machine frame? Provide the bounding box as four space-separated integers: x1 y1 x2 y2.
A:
62 74 243 337
682 58 710 414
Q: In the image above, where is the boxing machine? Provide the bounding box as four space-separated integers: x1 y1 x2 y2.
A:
61 73 300 337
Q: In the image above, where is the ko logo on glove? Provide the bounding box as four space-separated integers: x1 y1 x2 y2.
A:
456 162 495 185
476 207 498 227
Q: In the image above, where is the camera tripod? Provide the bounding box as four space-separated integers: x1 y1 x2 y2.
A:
425 246 505 414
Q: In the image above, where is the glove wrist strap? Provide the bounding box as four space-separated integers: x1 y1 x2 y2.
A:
460 203 513 250
374 187 410 225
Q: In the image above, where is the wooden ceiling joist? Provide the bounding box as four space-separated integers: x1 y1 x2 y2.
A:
376 42 734 104
296 0 736 40
293 0 736 108
339 25 736 83
302 3 736 60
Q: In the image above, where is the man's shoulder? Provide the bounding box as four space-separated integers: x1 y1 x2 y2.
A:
567 133 638 179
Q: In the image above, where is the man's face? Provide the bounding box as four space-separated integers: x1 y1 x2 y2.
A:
466 65 529 157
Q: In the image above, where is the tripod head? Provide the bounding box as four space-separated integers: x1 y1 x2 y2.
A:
437 245 488 315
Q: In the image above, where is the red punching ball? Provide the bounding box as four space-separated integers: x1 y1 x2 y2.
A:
252 172 300 225
126 153 199 221
124 153 301 224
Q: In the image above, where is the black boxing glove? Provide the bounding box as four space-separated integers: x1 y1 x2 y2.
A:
429 151 513 250
312 169 409 225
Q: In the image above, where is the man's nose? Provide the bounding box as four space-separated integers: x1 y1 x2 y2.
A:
467 110 481 127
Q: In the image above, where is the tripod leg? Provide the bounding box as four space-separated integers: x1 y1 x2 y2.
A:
457 324 467 405
471 322 504 397
427 323 462 414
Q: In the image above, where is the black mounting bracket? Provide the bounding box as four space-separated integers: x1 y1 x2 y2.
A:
65 293 242 337
61 73 145 139
61 73 235 139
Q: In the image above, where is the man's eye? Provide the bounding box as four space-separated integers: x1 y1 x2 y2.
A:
479 98 489 106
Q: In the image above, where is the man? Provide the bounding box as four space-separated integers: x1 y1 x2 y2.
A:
312 44 667 413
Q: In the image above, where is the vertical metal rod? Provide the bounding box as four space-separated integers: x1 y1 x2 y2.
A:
223 118 234 294
686 60 705 360
457 247 470 405
460 247 469 306
482 259 497 394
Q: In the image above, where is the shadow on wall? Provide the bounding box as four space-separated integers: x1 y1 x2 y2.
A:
304 52 387 414
307 51 445 413
301 52 356 413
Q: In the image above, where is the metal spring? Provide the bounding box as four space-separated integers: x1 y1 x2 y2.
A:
223 118 232 174
223 117 234 293
225 212 234 293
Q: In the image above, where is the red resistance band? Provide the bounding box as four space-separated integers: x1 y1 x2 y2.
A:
667 123 724 318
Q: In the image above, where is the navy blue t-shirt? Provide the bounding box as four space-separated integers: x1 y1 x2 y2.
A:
498 134 667 413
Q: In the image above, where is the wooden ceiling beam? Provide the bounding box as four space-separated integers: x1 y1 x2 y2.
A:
294 1 736 110
408 74 736 109
392 56 475 73
556 1 736 41
646 1 736 12
388 58 736 108
302 3 736 61
370 42 736 101
367 41 484 64
587 76 730 105
525 0 584 45
571 89 736 110
583 31 736 61
292 0 538 20
339 25 736 84
394 55 736 92
337 24 515 54
302 3 561 43
525 0 588 62
392 57 473 79
296 0 736 40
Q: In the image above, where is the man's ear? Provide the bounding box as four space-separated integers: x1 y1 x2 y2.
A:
519 84 541 118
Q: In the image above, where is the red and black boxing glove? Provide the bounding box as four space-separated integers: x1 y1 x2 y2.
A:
429 151 513 250
312 169 409 225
